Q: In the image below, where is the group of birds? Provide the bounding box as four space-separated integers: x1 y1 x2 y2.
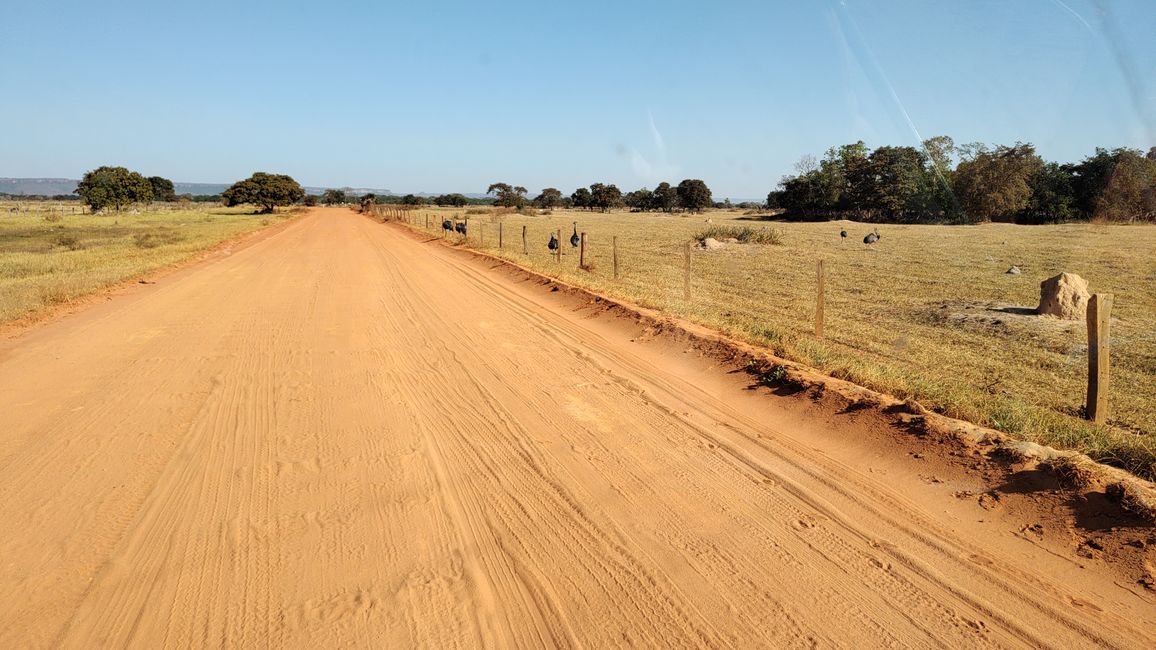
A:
548 222 581 252
841 227 881 247
442 219 466 236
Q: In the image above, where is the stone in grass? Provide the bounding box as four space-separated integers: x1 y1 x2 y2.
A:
699 237 725 251
1036 272 1090 320
1006 266 1022 275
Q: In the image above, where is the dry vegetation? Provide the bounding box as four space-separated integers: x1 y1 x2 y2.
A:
399 206 1156 478
0 202 292 324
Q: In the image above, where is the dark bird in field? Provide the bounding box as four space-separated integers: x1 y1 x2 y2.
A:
548 233 559 251
840 228 848 242
863 229 880 247
455 221 467 236
442 219 452 235
570 222 580 248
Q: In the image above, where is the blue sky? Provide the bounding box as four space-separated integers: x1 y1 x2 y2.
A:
1 0 1152 199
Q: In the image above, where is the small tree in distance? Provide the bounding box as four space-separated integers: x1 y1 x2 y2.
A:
148 176 177 202
487 182 527 208
534 188 563 209
222 172 304 214
75 166 154 212
676 179 712 213
322 189 346 205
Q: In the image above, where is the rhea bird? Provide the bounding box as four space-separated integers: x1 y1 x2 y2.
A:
840 228 848 243
548 232 559 251
570 222 580 248
455 221 467 236
442 219 453 236
863 229 881 247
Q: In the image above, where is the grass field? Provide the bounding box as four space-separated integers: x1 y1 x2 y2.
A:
0 202 292 324
398 206 1156 479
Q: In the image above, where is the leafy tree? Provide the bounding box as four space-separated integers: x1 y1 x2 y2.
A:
589 183 623 212
1071 148 1156 222
1023 163 1077 223
534 187 563 209
148 176 176 202
922 136 956 178
434 193 469 207
676 179 712 213
571 187 592 210
765 190 784 210
222 172 305 214
487 182 527 208
624 187 654 211
952 143 1042 222
75 166 154 212
401 194 425 205
864 146 926 221
322 189 347 205
302 194 319 207
652 182 678 212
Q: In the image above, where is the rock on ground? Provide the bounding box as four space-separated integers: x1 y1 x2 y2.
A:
1036 272 1089 320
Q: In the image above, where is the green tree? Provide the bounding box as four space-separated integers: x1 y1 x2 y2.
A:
148 176 176 202
864 146 926 221
1072 148 1156 222
75 166 154 212
401 194 425 205
589 183 623 212
676 179 712 213
434 193 469 207
571 187 592 210
302 194 319 207
322 189 347 205
487 182 527 208
652 182 678 212
1023 163 1077 223
222 172 305 214
624 187 654 211
952 143 1042 222
534 187 563 209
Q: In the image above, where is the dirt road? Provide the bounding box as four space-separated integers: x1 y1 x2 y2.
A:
1 208 1151 648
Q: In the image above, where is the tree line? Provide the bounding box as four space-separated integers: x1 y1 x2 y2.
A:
482 179 715 213
71 166 178 211
769 138 1156 224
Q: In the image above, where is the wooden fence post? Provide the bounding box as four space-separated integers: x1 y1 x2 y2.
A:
556 229 562 262
499 222 503 249
613 236 619 279
522 225 528 255
815 259 825 338
579 232 586 268
683 243 692 300
1086 293 1112 424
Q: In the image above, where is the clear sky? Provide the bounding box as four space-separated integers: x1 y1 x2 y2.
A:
1 0 1152 199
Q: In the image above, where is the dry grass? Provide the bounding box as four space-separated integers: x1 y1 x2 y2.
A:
0 202 291 323
405 207 1156 479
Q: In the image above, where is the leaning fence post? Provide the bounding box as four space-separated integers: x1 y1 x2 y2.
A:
579 232 587 268
815 259 825 338
613 236 619 279
499 222 503 249
522 225 528 255
556 229 562 262
683 242 692 300
1086 293 1112 424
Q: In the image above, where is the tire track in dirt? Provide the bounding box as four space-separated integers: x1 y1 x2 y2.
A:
0 208 1151 648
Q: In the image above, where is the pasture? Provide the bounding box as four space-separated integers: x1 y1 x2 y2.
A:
399 206 1156 478
0 202 291 324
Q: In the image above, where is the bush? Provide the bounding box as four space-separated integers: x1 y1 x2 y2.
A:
695 225 783 245
55 235 84 250
44 213 62 223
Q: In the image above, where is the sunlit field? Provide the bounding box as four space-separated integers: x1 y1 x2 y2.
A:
393 206 1156 478
0 202 293 324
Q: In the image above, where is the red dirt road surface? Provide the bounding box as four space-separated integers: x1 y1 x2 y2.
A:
1 208 1152 648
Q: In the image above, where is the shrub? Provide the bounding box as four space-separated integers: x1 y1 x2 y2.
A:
44 213 62 223
55 235 84 250
695 225 783 245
